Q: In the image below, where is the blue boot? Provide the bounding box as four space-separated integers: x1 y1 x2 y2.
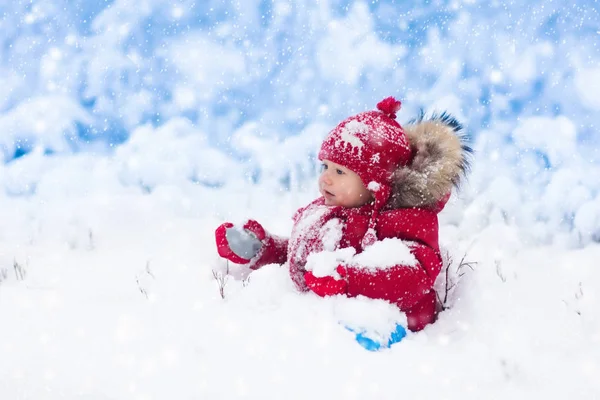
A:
347 323 407 351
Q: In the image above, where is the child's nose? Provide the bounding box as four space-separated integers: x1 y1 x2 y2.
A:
320 171 332 185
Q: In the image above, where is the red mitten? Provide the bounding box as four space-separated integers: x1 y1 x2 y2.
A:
242 219 267 241
215 220 264 265
304 266 348 297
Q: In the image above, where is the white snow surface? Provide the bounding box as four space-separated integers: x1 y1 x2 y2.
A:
1 152 599 399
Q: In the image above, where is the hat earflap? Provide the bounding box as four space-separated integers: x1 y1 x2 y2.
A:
361 182 391 249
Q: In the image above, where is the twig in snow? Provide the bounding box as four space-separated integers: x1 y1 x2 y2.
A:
136 260 155 299
495 260 506 283
13 259 26 281
242 275 251 287
88 229 95 250
572 282 583 316
437 250 477 311
145 260 155 279
212 261 230 300
575 282 583 299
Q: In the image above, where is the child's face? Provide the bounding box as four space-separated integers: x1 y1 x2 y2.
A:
318 160 373 207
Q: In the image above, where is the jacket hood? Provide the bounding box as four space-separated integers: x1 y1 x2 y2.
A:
386 112 472 210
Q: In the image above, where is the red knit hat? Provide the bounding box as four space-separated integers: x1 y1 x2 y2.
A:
318 97 412 246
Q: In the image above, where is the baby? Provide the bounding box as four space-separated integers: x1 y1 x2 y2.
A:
215 97 470 332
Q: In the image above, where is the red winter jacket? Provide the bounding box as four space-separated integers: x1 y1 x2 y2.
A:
249 197 444 332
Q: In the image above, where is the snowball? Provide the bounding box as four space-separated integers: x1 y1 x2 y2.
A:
352 238 418 270
225 225 262 261
305 247 356 278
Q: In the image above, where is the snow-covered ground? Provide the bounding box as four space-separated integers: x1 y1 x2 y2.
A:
2 1 600 398
1 152 599 399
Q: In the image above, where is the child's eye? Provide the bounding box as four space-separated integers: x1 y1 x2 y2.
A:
336 169 344 175
320 163 328 171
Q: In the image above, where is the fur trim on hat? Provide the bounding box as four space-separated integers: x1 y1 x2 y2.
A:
387 112 472 209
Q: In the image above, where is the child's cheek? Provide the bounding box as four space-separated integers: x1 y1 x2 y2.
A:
339 183 350 195
343 182 356 196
